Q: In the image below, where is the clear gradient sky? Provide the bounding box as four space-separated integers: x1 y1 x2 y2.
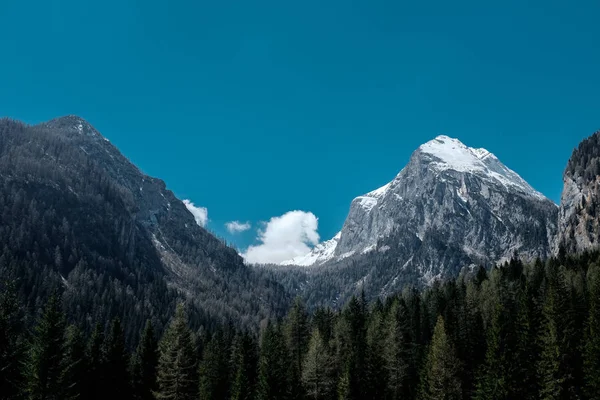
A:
1 1 599 258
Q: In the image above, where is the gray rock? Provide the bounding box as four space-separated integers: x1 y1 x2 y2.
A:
286 135 557 289
555 131 600 254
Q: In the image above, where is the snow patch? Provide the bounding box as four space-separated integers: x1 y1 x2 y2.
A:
457 177 469 203
280 231 341 267
356 196 378 212
457 188 468 203
355 274 369 288
378 245 390 253
401 255 414 270
338 250 355 260
367 182 390 198
420 135 547 200
353 182 392 214
362 244 376 254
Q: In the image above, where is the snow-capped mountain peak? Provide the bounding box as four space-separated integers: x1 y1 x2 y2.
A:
280 134 556 269
419 135 500 173
418 135 546 200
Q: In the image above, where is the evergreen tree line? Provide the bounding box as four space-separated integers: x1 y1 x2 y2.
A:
3 251 600 400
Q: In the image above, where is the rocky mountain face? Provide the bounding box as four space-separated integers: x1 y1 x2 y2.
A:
0 116 288 338
279 136 558 304
40 116 241 278
557 130 600 254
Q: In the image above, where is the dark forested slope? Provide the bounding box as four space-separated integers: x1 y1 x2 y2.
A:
0 116 288 341
3 249 600 400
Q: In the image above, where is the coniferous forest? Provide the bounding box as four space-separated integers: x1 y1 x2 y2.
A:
2 250 600 400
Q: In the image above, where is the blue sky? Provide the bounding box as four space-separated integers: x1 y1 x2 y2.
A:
1 0 599 260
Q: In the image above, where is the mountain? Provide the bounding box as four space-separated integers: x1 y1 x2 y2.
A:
281 232 341 266
277 135 557 306
0 116 288 340
557 130 600 254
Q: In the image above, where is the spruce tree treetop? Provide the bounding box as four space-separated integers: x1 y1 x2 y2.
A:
131 320 158 400
421 316 462 400
155 304 198 400
25 293 66 400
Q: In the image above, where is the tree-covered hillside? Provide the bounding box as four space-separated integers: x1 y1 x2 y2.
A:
2 251 600 399
0 117 289 342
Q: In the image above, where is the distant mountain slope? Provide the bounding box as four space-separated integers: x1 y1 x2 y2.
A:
278 135 557 306
281 232 341 267
557 130 600 254
0 116 288 339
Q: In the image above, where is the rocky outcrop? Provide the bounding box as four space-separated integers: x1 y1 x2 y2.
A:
556 131 600 254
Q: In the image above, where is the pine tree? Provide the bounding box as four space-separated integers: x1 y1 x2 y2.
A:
155 304 198 400
332 316 351 400
230 332 258 400
383 298 414 400
538 281 563 400
337 368 350 400
198 331 230 400
84 323 105 400
420 316 461 400
257 323 290 400
0 280 26 400
568 269 587 395
510 288 534 399
537 266 581 399
302 329 335 400
312 308 335 345
524 259 546 398
284 297 309 400
365 310 386 400
59 325 87 400
131 320 158 400
474 302 505 400
475 268 532 400
25 293 66 400
103 318 131 399
460 281 486 399
584 262 600 399
340 295 368 400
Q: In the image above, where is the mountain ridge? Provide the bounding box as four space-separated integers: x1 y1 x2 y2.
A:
0 115 288 338
268 134 558 307
282 135 555 269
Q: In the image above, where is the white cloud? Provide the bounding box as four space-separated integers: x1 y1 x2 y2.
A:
225 221 252 234
183 199 208 227
242 210 320 264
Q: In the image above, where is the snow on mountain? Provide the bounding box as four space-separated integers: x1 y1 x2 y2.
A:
419 135 546 200
281 135 556 270
281 232 341 266
366 182 391 198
